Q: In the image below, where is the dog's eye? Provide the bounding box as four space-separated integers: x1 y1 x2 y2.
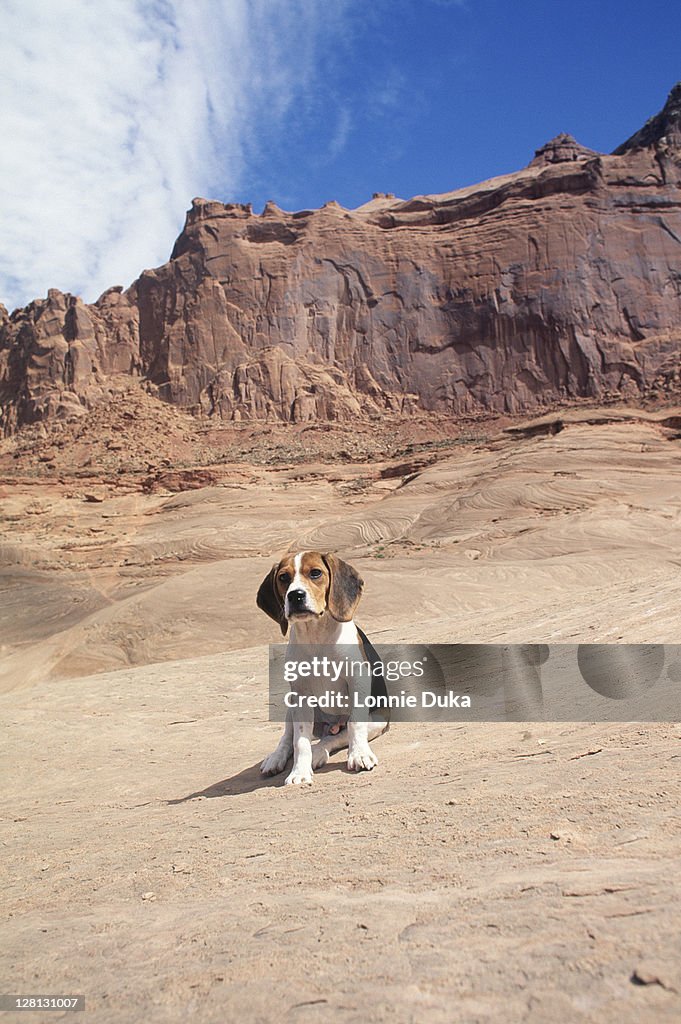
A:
278 572 291 585
309 568 323 579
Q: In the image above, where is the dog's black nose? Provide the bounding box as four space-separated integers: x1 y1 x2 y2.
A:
288 589 306 606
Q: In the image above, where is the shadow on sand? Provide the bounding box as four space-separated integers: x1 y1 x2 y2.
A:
167 758 347 802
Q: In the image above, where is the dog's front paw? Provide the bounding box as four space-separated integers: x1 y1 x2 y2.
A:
284 767 314 786
311 744 330 769
261 749 291 776
347 746 378 772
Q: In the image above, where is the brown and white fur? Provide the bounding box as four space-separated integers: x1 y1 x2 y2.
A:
256 551 388 785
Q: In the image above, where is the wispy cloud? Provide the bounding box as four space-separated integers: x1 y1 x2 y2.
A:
0 0 355 311
326 108 353 162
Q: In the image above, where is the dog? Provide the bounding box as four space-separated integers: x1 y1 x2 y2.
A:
257 551 389 785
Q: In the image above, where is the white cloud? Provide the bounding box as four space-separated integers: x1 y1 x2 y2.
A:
327 108 353 162
0 0 355 311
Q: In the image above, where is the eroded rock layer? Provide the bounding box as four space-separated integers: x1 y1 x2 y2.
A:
2 86 681 433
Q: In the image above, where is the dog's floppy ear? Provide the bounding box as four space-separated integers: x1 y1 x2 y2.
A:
323 553 364 621
257 565 288 636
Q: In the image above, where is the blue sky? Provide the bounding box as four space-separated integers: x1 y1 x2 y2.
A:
241 0 681 211
0 0 679 311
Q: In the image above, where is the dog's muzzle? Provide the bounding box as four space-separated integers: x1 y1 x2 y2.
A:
286 589 310 615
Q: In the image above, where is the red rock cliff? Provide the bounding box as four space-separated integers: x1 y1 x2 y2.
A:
2 85 681 434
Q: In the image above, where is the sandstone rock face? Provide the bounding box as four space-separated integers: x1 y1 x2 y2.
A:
0 287 139 433
530 133 599 166
2 86 681 434
614 81 681 159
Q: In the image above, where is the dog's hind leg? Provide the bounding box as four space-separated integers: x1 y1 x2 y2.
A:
311 716 388 769
311 726 349 768
367 716 389 741
261 712 294 776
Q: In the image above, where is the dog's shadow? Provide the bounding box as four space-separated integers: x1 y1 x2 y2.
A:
167 758 347 803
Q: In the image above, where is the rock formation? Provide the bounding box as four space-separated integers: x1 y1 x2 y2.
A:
2 84 681 434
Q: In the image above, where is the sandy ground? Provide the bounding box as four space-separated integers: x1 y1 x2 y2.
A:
1 409 681 1022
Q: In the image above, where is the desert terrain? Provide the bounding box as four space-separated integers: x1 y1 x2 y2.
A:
1 403 680 1022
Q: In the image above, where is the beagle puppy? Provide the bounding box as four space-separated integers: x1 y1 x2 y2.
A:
257 551 389 785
